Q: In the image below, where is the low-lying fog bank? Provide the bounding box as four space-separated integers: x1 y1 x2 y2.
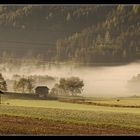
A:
1 61 140 97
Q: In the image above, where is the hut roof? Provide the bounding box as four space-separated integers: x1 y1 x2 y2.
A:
0 90 4 94
35 86 49 90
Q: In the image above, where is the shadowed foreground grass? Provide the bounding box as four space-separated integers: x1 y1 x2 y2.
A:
0 104 140 135
1 96 140 135
0 114 140 135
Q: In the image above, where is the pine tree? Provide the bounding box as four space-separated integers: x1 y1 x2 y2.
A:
105 31 111 43
66 13 71 21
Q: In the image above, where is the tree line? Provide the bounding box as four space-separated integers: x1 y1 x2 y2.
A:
0 73 84 97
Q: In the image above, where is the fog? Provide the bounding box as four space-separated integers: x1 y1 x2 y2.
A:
1 61 140 97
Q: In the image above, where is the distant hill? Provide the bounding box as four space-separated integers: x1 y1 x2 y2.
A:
0 5 139 63
0 5 114 58
56 5 140 63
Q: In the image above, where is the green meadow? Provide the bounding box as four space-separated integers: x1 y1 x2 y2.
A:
0 95 140 135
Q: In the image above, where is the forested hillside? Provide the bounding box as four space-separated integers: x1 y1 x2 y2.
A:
0 5 111 60
0 5 139 63
56 5 140 63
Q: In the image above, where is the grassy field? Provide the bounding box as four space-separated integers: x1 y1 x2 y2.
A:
89 97 140 106
0 94 140 135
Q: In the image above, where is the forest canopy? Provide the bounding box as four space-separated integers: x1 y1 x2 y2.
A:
0 5 139 63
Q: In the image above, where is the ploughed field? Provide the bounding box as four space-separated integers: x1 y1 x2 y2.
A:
0 94 140 135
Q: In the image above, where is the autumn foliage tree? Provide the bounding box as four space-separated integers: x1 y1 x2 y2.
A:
13 77 34 93
51 77 84 96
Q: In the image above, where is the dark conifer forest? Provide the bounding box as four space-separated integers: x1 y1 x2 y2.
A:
0 5 139 63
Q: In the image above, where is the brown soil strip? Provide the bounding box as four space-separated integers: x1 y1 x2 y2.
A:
0 115 140 135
